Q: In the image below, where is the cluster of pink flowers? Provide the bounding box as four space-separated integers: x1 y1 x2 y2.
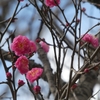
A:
45 0 60 7
81 33 99 48
10 35 44 85
11 35 37 56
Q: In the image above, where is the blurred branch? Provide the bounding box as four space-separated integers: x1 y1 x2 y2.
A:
0 1 20 43
69 69 98 100
37 43 57 96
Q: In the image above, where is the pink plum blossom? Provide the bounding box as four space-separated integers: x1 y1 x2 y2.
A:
45 0 60 7
18 79 25 87
11 35 37 56
11 35 31 56
15 56 29 74
91 37 99 48
33 85 41 94
26 68 43 83
29 41 37 54
40 41 49 53
82 33 99 48
82 34 93 44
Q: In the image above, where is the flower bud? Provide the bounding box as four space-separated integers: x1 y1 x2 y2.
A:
84 68 89 73
18 80 25 87
81 7 86 12
71 84 77 90
33 85 41 94
6 72 12 79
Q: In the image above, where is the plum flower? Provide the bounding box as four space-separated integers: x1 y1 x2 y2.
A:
45 0 60 7
40 41 49 53
11 35 37 56
11 35 31 56
82 33 99 48
82 34 93 44
15 56 29 74
33 85 41 94
29 41 37 54
26 68 43 83
91 37 99 48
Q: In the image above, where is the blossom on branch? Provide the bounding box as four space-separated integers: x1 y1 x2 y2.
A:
11 35 30 56
40 41 49 53
91 37 99 48
81 33 99 48
45 0 60 7
29 41 37 54
11 35 37 56
82 34 93 44
15 56 29 74
26 68 43 83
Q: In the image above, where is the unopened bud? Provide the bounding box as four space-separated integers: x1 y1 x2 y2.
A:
33 85 41 94
6 72 12 79
18 80 25 87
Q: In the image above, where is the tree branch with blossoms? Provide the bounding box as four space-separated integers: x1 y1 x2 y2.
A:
1 0 100 100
